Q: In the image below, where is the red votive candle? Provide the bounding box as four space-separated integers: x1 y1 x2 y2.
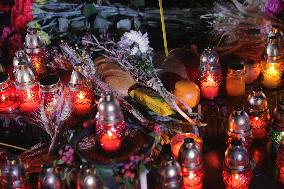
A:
0 72 18 112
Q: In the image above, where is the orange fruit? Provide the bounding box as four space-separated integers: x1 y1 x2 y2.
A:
173 80 200 108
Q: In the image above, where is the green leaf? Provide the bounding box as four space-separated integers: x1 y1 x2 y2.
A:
83 4 97 18
57 159 64 165
66 172 71 187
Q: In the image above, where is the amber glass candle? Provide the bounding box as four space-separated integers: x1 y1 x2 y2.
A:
0 72 18 112
261 60 283 88
226 63 245 97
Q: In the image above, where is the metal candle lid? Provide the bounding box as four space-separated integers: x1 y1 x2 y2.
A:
13 51 33 72
0 72 10 90
266 36 282 59
78 164 103 189
69 67 88 87
97 92 124 125
158 155 183 189
227 63 245 75
247 87 268 114
268 24 283 42
227 106 252 138
178 138 202 170
24 28 44 54
14 62 36 87
271 100 284 131
200 48 220 71
1 156 25 188
224 140 251 173
39 74 61 92
38 164 62 189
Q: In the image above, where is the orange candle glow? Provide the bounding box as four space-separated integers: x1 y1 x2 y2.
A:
73 90 93 116
249 114 270 139
29 52 46 76
100 130 122 152
200 74 220 99
182 168 204 189
17 85 40 113
223 172 252 189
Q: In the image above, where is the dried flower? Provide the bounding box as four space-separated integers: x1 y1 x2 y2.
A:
118 30 153 55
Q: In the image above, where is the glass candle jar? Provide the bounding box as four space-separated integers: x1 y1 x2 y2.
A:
261 36 283 88
198 48 222 99
242 59 260 84
223 140 252 189
226 106 252 150
96 93 126 152
226 63 246 97
15 63 40 113
40 74 62 119
178 138 204 189
0 72 18 112
24 28 47 76
247 87 270 139
69 67 93 116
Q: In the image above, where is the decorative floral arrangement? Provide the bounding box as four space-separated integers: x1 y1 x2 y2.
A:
11 0 34 32
82 30 205 131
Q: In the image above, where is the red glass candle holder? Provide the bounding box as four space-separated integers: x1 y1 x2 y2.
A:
182 168 204 189
0 72 18 112
96 121 126 152
96 93 126 152
249 113 270 139
222 171 253 189
16 84 40 113
40 74 62 118
199 71 222 99
70 86 93 116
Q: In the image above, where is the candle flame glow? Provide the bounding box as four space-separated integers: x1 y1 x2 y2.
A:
77 91 86 100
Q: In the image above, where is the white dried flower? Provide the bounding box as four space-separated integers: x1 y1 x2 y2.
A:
118 30 152 55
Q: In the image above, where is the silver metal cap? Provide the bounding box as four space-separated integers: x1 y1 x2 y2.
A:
14 62 36 87
78 164 103 189
13 51 33 71
247 87 268 113
24 28 44 53
1 156 25 188
39 74 61 92
268 24 283 42
272 100 284 131
159 157 183 189
69 68 88 87
97 92 124 125
38 164 62 189
200 48 220 71
224 140 251 173
178 138 202 170
227 106 252 137
266 36 282 59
